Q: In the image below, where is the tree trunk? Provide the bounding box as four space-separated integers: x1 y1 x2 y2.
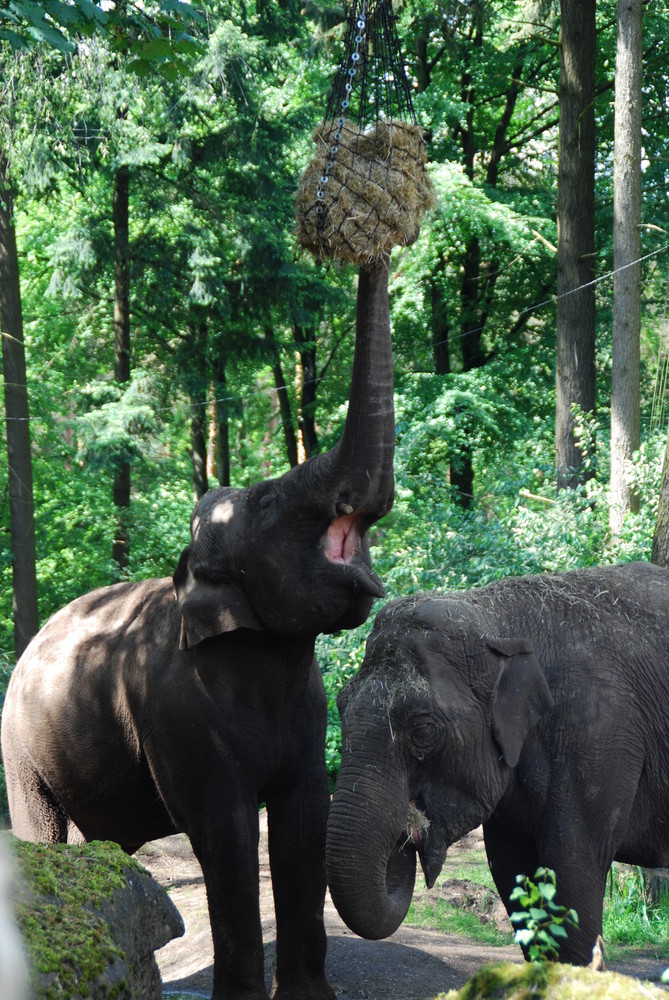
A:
0 152 39 660
264 327 298 469
190 404 209 499
651 429 669 568
112 164 130 573
555 0 597 490
186 320 209 500
609 0 643 534
430 278 450 377
293 323 319 460
213 355 230 487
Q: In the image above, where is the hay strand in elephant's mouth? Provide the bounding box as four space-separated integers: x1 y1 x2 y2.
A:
405 802 430 847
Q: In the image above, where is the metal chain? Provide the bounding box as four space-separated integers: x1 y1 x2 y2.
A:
315 0 369 231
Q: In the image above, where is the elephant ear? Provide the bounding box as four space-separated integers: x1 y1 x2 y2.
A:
487 637 554 768
173 547 264 650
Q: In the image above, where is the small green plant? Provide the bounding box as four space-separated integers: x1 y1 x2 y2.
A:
509 867 579 961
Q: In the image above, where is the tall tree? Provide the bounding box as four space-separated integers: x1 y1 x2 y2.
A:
652 429 669 568
609 0 643 533
186 319 210 499
0 151 38 659
555 0 597 490
408 0 559 505
293 322 319 460
112 162 131 571
264 327 299 469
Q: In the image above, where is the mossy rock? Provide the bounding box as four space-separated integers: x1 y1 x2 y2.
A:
10 837 184 1000
438 961 667 999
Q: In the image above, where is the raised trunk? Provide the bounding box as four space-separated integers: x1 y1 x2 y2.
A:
326 258 395 517
326 761 415 940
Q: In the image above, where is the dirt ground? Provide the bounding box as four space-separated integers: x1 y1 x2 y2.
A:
138 815 669 1000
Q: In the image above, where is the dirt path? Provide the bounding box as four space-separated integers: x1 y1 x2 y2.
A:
138 816 668 999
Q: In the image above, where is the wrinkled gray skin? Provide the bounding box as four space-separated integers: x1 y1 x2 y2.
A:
1 261 394 1000
326 562 669 965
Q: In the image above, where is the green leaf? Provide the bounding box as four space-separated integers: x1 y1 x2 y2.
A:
529 907 548 921
0 27 30 48
126 58 152 77
137 38 172 60
514 929 535 946
550 925 568 939
538 882 557 903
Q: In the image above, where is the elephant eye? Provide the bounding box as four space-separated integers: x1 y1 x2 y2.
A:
409 714 441 756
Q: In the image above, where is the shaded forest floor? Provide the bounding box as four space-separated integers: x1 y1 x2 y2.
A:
139 815 669 1000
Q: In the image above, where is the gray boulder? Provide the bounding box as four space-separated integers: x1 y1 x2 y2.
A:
10 837 184 999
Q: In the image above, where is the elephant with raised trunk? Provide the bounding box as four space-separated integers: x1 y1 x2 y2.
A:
1 260 395 1000
326 561 669 966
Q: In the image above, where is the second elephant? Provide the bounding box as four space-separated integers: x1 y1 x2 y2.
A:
326 561 669 966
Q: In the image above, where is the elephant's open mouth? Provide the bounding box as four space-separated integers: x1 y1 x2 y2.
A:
324 512 362 564
323 513 384 598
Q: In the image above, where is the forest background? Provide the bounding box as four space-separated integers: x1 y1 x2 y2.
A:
1 0 669 811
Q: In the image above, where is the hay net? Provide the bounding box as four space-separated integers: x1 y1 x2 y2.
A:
295 0 433 265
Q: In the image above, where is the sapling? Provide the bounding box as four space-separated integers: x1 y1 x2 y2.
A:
509 867 579 962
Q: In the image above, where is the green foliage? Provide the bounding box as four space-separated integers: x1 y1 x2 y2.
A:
603 865 669 954
0 0 205 79
407 894 512 946
76 370 161 471
0 0 668 900
509 868 579 962
318 626 368 784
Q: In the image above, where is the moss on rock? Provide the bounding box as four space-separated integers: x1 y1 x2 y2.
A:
438 961 667 1000
10 837 183 1000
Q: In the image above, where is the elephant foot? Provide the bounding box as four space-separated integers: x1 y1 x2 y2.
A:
269 974 336 1000
211 988 269 1000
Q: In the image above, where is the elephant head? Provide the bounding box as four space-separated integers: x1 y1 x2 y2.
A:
174 259 394 645
326 595 553 940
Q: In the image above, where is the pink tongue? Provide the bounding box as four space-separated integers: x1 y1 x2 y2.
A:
325 513 359 563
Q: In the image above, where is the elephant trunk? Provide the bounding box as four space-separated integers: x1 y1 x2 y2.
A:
327 257 395 520
326 759 416 940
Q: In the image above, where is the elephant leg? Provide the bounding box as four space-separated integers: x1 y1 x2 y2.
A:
485 814 609 965
3 744 68 844
266 771 334 1000
188 784 269 1000
538 834 610 966
483 815 540 919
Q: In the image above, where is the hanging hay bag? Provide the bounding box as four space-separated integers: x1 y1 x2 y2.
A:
295 117 433 265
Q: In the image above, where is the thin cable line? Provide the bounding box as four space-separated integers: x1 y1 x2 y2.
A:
1 242 668 424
